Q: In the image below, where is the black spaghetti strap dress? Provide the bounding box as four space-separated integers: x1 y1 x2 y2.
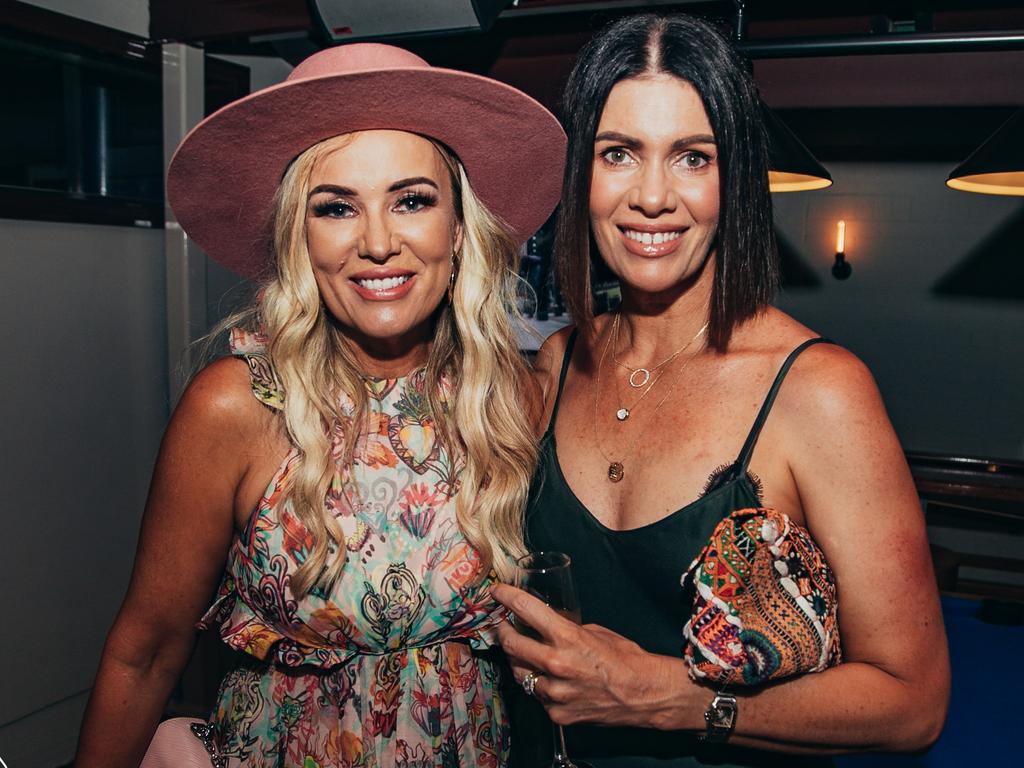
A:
508 332 835 768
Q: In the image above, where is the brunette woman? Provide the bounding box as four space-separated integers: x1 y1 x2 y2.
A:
495 14 948 768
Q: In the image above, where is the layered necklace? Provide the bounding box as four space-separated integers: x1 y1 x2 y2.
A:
608 312 708 422
611 312 705 389
593 313 708 483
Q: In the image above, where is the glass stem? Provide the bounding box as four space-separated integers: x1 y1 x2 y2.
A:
552 723 572 766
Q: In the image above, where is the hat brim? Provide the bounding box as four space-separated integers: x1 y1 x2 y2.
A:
167 67 566 280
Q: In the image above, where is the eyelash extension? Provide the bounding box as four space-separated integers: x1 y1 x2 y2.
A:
310 190 439 218
311 200 352 217
396 191 438 209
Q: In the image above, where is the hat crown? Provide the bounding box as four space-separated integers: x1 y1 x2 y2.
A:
288 43 429 82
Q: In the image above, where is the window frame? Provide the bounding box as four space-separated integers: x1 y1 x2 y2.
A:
0 0 248 229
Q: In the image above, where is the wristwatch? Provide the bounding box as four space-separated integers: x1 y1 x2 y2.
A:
700 692 738 743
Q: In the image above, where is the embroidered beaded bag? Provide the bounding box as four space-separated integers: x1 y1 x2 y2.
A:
681 507 842 686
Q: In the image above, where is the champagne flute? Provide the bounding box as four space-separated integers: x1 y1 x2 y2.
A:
516 551 593 768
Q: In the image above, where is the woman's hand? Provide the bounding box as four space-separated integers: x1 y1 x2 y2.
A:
492 583 698 730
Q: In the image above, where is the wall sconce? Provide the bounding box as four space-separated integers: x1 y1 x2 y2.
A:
832 220 852 280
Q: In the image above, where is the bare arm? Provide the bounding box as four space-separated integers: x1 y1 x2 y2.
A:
75 358 270 767
495 347 949 753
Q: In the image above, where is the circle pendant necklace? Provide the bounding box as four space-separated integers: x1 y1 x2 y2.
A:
593 314 707 482
612 312 708 391
610 313 708 422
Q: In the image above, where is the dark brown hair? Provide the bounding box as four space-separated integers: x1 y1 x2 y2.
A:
556 13 778 350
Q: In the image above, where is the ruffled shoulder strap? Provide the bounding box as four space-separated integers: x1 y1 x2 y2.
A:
229 327 285 411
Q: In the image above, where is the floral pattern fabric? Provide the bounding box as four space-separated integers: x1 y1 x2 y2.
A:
196 329 508 767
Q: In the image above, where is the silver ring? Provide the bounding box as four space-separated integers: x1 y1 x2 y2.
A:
521 671 541 697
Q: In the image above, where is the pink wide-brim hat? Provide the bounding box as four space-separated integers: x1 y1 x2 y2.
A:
167 43 567 280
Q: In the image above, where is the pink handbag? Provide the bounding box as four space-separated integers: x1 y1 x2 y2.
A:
139 717 224 768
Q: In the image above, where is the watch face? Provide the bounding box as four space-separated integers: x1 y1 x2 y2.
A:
703 693 738 741
709 706 734 727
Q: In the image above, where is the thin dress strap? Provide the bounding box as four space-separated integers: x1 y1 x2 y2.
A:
542 328 579 436
734 337 833 471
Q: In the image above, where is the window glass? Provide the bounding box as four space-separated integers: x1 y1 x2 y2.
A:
0 33 162 202
0 40 70 192
0 23 248 226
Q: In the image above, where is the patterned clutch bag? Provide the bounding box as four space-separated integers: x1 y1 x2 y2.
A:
681 507 841 686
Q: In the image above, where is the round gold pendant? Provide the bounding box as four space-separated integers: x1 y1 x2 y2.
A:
608 461 624 482
628 368 651 388
616 408 629 421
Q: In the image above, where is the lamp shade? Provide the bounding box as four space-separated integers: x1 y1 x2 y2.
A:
763 104 833 193
947 108 1024 196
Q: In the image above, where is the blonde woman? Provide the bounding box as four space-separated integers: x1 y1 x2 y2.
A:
75 44 565 768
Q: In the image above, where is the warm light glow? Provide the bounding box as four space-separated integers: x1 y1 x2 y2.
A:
946 171 1024 196
769 170 833 193
835 221 846 254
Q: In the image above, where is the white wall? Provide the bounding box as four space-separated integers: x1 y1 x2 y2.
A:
2 11 160 768
0 220 168 767
19 0 149 37
773 162 1024 459
0 24 291 759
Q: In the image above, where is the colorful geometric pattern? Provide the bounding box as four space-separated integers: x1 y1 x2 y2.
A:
192 330 508 767
681 507 841 686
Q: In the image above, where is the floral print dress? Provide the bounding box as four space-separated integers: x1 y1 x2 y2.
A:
193 330 508 768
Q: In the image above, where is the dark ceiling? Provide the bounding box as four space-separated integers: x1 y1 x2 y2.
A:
150 1 1024 46
149 1 1024 161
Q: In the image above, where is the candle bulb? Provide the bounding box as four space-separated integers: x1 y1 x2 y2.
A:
832 220 851 280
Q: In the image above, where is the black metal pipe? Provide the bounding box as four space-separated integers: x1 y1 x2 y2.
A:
733 0 747 43
739 31 1024 59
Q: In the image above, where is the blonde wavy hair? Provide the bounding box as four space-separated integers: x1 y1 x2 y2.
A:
242 133 536 597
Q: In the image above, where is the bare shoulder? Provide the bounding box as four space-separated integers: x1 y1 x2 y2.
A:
531 324 578 436
532 324 577 399
159 356 286 497
173 356 270 440
751 318 922 552
741 309 883 425
778 340 885 429
153 355 284 535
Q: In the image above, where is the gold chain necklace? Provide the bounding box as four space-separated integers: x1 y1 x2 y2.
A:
612 312 708 389
609 313 708 421
611 352 671 423
592 315 706 482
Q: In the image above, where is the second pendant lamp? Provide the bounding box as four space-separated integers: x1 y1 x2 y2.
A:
946 108 1024 196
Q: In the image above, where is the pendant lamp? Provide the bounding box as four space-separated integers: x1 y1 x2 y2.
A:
946 108 1024 196
763 104 833 192
732 0 830 193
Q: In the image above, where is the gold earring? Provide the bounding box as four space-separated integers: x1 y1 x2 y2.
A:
447 257 457 303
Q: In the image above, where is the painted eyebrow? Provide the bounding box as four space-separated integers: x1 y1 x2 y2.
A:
387 176 439 193
594 131 642 149
594 131 716 152
308 184 355 198
307 177 440 199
